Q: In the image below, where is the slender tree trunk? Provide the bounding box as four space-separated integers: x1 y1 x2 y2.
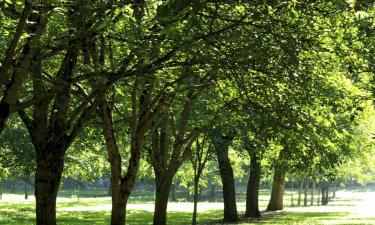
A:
216 148 238 222
291 181 294 207
321 187 326 205
153 177 173 225
332 184 336 198
192 178 199 225
210 183 215 200
317 185 320 206
11 179 16 194
266 167 286 211
171 183 177 202
244 153 261 218
304 181 309 206
35 153 64 225
311 182 315 206
76 185 80 203
24 177 29 200
0 179 3 200
108 179 112 196
298 179 304 206
325 186 329 204
186 184 191 201
99 97 144 225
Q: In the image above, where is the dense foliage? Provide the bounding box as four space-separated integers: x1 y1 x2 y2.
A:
0 0 374 225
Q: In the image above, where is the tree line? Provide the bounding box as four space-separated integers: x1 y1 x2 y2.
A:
0 0 374 225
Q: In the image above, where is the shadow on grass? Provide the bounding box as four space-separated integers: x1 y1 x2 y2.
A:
202 211 352 225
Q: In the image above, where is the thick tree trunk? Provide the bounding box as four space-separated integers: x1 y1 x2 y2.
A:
153 177 173 225
35 155 64 225
216 148 238 222
266 167 286 211
110 176 129 225
304 181 309 206
244 153 261 218
311 182 315 206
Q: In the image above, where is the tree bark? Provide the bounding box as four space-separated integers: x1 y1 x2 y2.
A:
215 146 238 222
322 184 329 205
311 182 315 206
291 181 294 207
210 183 215 200
321 185 329 205
298 178 304 206
153 177 173 225
0 179 3 200
35 150 65 225
171 183 177 202
317 185 320 206
266 167 286 211
24 177 29 200
244 153 261 218
192 177 199 225
304 181 309 206
99 98 142 225
110 174 129 225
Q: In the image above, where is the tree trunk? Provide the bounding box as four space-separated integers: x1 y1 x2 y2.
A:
12 179 17 194
216 148 238 222
35 155 64 225
304 181 309 206
153 177 173 225
321 187 326 205
171 183 177 202
332 184 336 198
76 185 80 203
192 178 199 225
24 177 29 200
317 186 320 206
108 179 112 196
210 183 215 200
266 167 286 211
298 179 303 206
0 179 3 200
325 186 329 204
244 153 261 218
110 176 129 225
311 182 315 206
291 181 294 207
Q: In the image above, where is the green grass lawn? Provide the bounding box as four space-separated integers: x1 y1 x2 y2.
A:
1 188 375 224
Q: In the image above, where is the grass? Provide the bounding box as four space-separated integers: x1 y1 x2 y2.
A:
1 188 375 224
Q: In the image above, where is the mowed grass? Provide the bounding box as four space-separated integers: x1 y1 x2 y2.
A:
1 188 375 224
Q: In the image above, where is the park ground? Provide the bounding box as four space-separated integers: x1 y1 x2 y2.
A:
1 187 375 225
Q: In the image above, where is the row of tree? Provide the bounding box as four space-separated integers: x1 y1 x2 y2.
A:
0 0 374 225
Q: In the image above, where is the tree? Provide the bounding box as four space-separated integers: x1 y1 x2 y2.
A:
209 126 238 222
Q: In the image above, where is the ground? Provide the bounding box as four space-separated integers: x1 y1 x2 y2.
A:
0 188 375 224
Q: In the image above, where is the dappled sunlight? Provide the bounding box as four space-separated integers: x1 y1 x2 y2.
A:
1 189 375 224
